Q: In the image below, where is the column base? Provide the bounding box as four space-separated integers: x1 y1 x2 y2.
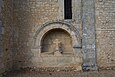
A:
82 64 98 71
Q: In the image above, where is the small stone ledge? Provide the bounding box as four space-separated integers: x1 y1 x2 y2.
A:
98 66 115 71
12 67 82 72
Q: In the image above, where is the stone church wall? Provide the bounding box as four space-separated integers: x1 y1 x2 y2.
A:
12 0 115 70
0 0 13 76
0 0 115 74
13 0 60 68
96 0 115 69
12 0 82 69
0 0 4 75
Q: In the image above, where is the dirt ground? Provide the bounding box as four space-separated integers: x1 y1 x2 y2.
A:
2 68 115 77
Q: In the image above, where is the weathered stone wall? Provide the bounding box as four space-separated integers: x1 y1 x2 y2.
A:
0 0 13 76
0 0 4 76
96 0 115 68
0 0 114 73
13 0 60 68
12 0 115 70
13 0 82 69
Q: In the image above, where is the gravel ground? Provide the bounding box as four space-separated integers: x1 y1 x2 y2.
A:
2 68 115 77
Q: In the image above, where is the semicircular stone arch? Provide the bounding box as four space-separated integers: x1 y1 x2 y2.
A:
34 21 81 40
33 21 81 55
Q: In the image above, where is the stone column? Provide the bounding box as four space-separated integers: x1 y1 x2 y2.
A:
82 0 98 71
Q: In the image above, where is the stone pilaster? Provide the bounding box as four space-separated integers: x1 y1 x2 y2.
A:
82 0 97 71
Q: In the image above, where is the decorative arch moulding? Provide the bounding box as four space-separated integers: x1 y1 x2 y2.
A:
33 20 82 49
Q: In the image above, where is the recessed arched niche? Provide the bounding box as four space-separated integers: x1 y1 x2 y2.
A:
31 21 82 69
41 28 73 55
33 21 82 57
